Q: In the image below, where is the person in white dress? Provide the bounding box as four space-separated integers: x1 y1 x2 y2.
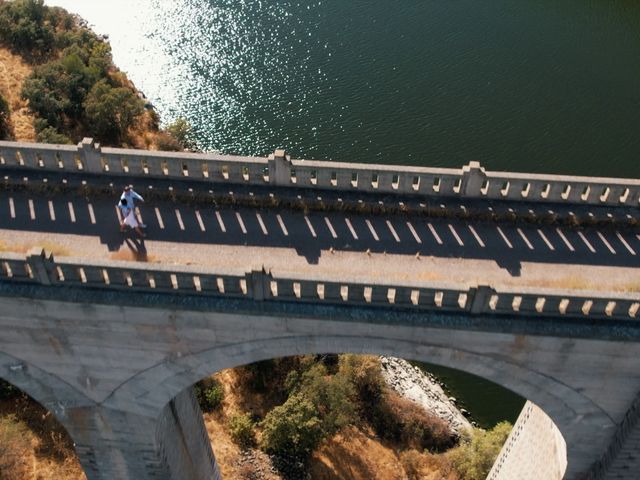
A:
120 186 146 228
118 198 145 237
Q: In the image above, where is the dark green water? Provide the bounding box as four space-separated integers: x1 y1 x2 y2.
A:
415 362 526 429
49 0 640 176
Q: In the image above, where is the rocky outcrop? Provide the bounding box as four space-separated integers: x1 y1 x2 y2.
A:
380 356 472 435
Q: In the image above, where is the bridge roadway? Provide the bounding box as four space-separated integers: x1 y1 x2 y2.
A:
0 184 639 291
1 167 640 480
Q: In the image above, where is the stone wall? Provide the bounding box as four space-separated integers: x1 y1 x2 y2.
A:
1 139 639 206
487 401 567 480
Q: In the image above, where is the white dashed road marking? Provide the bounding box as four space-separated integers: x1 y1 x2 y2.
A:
366 219 379 241
325 217 338 239
155 207 164 229
617 232 636 256
304 216 317 238
345 218 358 240
28 199 35 220
496 226 513 249
195 210 206 232
88 203 96 224
428 223 443 245
386 220 400 243
517 228 534 250
277 214 289 236
577 231 596 253
556 228 574 252
468 225 485 248
448 224 464 246
48 200 55 221
537 229 554 251
9 197 14 219
256 213 268 235
68 202 76 223
407 221 422 244
236 212 247 234
175 209 185 230
215 211 226 233
597 231 616 254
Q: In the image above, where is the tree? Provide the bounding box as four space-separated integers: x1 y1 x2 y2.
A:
84 79 144 144
259 394 323 461
22 66 69 128
0 94 11 139
293 363 356 436
165 117 195 150
0 0 55 61
447 422 512 480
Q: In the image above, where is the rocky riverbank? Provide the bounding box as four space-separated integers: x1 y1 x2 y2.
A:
380 356 472 436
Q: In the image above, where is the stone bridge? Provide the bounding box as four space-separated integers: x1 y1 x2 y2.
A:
0 139 639 480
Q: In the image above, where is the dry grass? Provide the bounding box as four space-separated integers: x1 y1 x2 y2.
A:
0 47 36 141
309 425 406 480
0 398 85 480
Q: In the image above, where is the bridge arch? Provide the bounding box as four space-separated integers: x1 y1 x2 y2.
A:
0 349 94 418
0 352 91 479
104 333 612 479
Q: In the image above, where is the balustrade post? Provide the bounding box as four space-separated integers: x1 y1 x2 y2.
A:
26 247 54 285
267 149 291 186
469 285 496 314
247 266 271 301
78 137 102 173
461 161 487 198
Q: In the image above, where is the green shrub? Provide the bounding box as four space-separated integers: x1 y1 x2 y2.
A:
36 126 72 144
228 412 255 450
447 422 512 480
259 393 322 461
195 377 224 412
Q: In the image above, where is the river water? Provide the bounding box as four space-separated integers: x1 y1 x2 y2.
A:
45 0 640 177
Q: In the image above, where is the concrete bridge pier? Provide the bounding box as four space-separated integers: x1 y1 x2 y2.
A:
63 388 219 480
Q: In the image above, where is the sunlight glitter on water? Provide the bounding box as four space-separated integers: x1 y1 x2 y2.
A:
44 0 640 176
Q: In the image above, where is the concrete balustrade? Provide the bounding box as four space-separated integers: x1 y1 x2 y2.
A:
2 249 638 321
1 139 639 207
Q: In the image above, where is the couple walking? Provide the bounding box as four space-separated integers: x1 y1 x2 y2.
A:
118 186 146 237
